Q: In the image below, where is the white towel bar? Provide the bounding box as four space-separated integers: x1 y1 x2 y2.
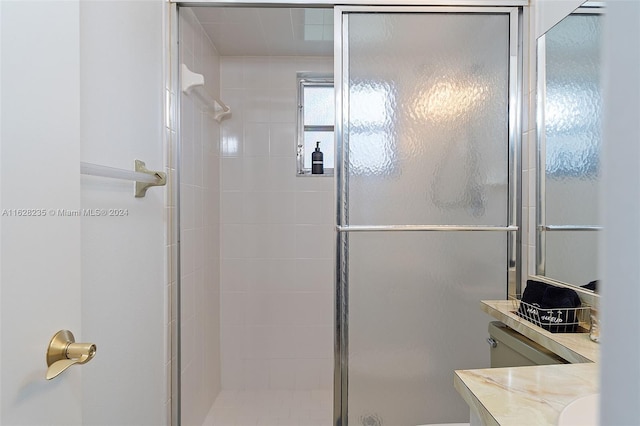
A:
80 160 166 198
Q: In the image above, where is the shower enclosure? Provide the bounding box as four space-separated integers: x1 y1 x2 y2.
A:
334 7 520 425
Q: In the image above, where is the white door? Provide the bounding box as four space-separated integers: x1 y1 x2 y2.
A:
1 1 167 424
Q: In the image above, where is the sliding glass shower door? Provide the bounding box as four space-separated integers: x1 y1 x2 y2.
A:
335 7 520 425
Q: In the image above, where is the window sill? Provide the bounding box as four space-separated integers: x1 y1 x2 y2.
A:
297 169 334 177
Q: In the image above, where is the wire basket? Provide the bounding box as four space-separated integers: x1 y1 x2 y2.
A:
510 295 591 333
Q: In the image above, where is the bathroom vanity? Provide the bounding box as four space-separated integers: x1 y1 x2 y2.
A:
453 300 599 425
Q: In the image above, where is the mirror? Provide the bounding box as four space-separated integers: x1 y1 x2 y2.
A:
535 4 604 293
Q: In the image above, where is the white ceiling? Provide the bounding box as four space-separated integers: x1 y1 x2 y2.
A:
192 7 334 57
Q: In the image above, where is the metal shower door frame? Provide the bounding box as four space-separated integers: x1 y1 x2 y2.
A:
333 6 522 425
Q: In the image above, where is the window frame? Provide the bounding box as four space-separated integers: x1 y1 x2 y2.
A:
296 73 335 176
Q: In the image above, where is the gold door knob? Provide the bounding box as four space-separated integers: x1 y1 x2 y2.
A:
46 330 96 380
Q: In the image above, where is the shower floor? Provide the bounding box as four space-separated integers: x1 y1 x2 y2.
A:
203 389 333 426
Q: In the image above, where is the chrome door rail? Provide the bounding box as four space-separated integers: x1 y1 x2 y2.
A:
539 225 602 231
337 225 519 232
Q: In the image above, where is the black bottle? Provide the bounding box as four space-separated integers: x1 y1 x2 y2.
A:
311 141 324 174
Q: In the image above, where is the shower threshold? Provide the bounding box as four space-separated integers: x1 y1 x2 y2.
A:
203 389 332 426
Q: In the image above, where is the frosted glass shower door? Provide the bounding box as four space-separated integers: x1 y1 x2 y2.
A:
335 8 520 426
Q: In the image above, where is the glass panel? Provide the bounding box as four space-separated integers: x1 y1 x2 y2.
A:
304 131 334 169
304 85 334 126
544 14 603 226
342 12 512 425
347 232 507 425
346 13 510 226
545 231 599 287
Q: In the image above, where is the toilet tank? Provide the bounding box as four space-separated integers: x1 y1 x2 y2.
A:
487 321 568 367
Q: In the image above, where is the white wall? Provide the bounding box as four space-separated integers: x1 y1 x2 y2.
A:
179 8 222 425
534 0 585 38
0 1 82 423
600 1 640 423
1 1 168 424
220 56 334 391
79 2 167 424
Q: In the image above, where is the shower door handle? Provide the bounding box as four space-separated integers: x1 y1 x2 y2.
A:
46 330 97 380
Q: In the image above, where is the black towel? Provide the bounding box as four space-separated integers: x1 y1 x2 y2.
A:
517 280 581 333
581 280 599 292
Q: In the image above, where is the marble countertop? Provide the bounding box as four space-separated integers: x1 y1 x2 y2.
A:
480 299 599 364
453 300 600 425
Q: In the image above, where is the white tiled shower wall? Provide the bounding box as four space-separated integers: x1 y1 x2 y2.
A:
179 9 222 425
220 56 335 391
523 6 536 286
177 8 334 418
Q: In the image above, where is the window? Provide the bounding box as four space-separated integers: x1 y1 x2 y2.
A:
348 80 398 176
297 73 334 175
